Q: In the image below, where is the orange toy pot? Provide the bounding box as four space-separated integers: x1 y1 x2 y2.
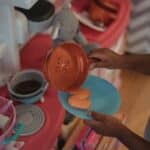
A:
89 0 118 25
44 42 89 92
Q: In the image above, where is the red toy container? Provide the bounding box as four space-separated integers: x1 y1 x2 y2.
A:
44 42 89 92
72 0 130 47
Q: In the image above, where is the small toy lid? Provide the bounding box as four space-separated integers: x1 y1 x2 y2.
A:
44 42 89 91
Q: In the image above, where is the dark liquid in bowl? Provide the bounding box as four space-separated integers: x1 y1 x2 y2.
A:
14 80 41 95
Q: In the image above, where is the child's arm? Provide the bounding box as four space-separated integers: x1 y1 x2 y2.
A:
120 54 150 75
88 49 150 75
85 112 150 150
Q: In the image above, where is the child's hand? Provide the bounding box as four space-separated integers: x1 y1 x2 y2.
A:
88 49 124 70
84 112 125 138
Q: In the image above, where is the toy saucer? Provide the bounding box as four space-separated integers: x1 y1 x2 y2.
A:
15 105 45 136
58 75 120 119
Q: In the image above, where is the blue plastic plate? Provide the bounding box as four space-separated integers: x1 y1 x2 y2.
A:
58 75 120 119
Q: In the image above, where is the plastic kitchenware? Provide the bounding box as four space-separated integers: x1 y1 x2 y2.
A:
15 105 45 136
44 42 89 92
8 70 47 97
71 0 130 47
8 69 48 104
9 91 46 104
16 0 55 33
72 10 105 32
20 33 52 70
58 75 120 119
51 3 79 41
44 42 120 119
3 123 24 145
0 101 12 114
0 115 9 130
15 10 29 45
0 33 65 150
71 0 90 12
89 0 118 25
0 97 23 149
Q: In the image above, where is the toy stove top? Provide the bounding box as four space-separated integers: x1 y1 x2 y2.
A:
0 33 65 150
15 105 45 136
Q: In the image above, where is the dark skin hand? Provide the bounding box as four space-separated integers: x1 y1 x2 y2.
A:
85 112 150 150
88 48 150 75
87 48 150 149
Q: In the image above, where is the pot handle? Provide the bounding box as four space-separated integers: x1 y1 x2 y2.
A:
42 80 49 93
3 123 24 145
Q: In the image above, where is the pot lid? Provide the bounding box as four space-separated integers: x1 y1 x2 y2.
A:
44 42 89 91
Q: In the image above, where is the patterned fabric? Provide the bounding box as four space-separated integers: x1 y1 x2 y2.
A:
126 0 150 54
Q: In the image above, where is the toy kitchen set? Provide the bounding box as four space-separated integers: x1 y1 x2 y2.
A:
0 0 130 150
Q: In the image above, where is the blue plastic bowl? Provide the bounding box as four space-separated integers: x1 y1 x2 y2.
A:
8 69 48 104
9 91 45 104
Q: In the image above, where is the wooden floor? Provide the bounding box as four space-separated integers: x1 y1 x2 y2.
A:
117 70 150 150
